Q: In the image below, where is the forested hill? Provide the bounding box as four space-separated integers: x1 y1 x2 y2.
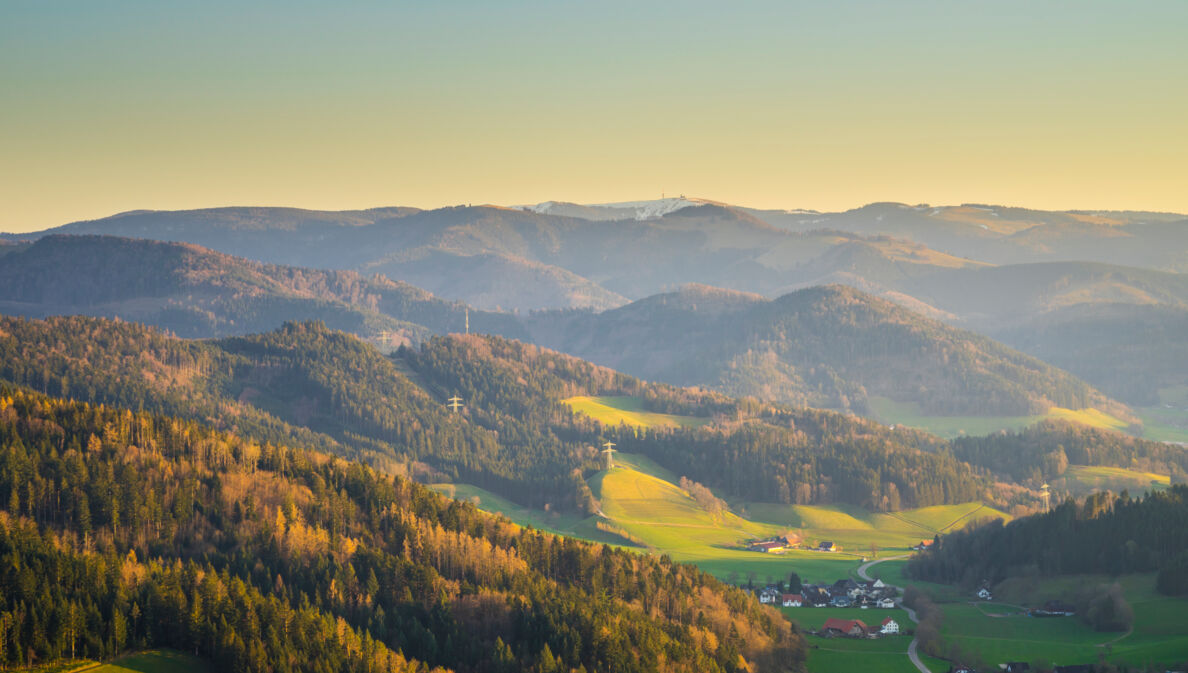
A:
0 385 805 672
403 335 986 511
908 486 1188 594
0 234 525 343
526 284 1131 419
0 314 989 512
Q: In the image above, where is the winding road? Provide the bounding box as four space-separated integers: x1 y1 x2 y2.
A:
857 555 930 673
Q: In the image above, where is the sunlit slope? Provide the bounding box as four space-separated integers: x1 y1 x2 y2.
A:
870 396 1131 438
1060 465 1170 497
743 501 1012 551
435 452 1009 583
563 395 710 429
428 482 628 546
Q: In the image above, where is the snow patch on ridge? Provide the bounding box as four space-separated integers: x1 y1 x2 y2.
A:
520 197 713 221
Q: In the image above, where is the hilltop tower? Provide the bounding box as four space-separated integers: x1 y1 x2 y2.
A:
601 441 616 470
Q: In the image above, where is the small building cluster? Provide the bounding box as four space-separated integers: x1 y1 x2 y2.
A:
745 535 842 554
746 532 801 554
816 616 899 638
757 578 897 609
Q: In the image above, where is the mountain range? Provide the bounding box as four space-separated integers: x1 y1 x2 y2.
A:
2 197 1184 416
0 235 1136 421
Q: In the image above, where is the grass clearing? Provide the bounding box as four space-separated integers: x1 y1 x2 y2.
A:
428 483 632 546
562 395 709 429
590 455 869 583
1058 465 1169 497
432 454 1008 588
886 567 1188 669
803 635 922 673
1136 387 1188 443
869 397 1131 438
741 501 1010 553
91 650 211 673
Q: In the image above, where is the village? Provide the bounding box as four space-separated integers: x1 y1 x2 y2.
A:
752 577 903 638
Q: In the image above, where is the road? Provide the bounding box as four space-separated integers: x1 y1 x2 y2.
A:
858 555 930 673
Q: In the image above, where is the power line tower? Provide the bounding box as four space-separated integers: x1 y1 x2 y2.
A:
601 441 616 470
465 308 469 335
1040 483 1051 512
447 395 464 413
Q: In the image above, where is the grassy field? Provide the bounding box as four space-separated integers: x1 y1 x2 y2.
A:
786 605 951 673
1136 386 1188 443
869 397 1130 438
741 501 1011 553
870 563 1188 669
427 482 632 546
431 454 1009 586
47 650 212 673
803 635 924 673
562 395 710 429
1058 465 1170 497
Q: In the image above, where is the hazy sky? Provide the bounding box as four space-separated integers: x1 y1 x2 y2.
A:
2 1 1187 232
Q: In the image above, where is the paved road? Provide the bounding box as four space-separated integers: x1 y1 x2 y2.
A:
858 555 930 673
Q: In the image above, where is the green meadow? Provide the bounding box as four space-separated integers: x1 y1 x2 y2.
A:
427 482 631 546
1058 465 1170 497
31 650 213 673
434 452 1010 587
741 500 1011 553
867 561 1188 669
868 396 1130 438
802 635 926 673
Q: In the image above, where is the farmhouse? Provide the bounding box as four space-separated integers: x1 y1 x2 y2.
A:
976 588 992 600
912 540 934 551
879 617 899 635
817 540 838 552
877 597 896 608
749 540 786 553
820 618 869 638
782 593 803 607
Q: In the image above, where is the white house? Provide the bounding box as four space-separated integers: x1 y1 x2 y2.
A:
976 588 992 600
759 587 782 604
880 618 899 635
877 598 896 609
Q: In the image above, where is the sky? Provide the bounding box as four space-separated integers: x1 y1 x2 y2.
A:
2 0 1187 232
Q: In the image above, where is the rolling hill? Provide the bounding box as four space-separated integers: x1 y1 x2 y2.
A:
526 284 1132 420
0 234 526 343
0 384 805 673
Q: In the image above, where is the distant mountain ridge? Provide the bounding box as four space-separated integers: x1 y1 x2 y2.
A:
0 234 1135 421
527 284 1133 419
4 198 1184 409
0 234 525 343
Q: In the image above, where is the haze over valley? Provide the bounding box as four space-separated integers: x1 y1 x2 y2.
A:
4 2 1187 671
